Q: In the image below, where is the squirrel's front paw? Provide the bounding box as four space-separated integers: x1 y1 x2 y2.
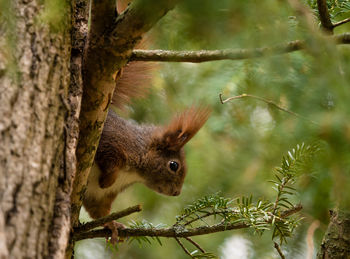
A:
104 221 126 244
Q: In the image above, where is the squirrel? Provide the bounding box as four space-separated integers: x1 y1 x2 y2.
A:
82 0 210 242
81 61 210 242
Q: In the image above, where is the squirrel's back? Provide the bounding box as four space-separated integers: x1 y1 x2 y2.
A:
95 109 159 180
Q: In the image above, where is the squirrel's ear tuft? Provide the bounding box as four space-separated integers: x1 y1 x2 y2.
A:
155 106 211 151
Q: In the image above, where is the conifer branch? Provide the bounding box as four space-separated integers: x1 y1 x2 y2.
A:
72 205 302 241
175 237 193 258
72 143 317 258
274 242 286 259
185 237 206 253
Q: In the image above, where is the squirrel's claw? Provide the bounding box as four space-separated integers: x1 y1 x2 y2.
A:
104 221 126 244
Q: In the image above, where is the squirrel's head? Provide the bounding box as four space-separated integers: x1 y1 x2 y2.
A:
140 106 210 196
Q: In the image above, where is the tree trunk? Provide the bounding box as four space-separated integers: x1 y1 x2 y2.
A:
318 210 350 259
0 0 75 258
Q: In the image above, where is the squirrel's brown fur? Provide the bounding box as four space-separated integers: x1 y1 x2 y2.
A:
83 105 210 219
83 26 210 220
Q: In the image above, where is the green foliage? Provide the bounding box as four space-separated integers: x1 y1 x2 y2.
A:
175 193 232 225
270 143 319 244
128 220 166 247
276 142 319 179
271 143 320 214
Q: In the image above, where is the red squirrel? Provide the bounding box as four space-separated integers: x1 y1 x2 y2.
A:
82 62 210 225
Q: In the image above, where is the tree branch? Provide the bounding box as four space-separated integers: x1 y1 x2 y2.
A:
130 33 350 62
184 237 205 253
274 242 286 259
74 205 142 234
130 43 305 62
71 0 180 228
73 204 302 241
175 237 193 258
316 0 334 33
73 221 249 241
333 17 350 28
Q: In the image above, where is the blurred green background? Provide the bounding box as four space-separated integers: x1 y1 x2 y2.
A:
75 0 350 258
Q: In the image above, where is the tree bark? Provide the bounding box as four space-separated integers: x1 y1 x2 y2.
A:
318 210 350 259
0 0 73 258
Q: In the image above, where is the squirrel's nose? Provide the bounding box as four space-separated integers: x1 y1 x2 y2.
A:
172 190 180 196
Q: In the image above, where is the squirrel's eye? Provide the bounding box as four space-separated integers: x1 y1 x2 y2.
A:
169 161 179 172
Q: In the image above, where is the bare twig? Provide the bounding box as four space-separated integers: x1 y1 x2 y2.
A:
333 17 350 28
175 237 193 258
274 242 286 259
219 93 318 125
130 33 350 62
185 237 206 253
74 205 142 234
316 0 334 33
73 205 302 241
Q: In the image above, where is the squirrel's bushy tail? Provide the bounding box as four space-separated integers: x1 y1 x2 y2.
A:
112 61 154 109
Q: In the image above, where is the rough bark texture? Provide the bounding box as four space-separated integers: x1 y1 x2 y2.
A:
48 0 88 258
0 0 71 258
63 1 89 257
318 210 350 259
